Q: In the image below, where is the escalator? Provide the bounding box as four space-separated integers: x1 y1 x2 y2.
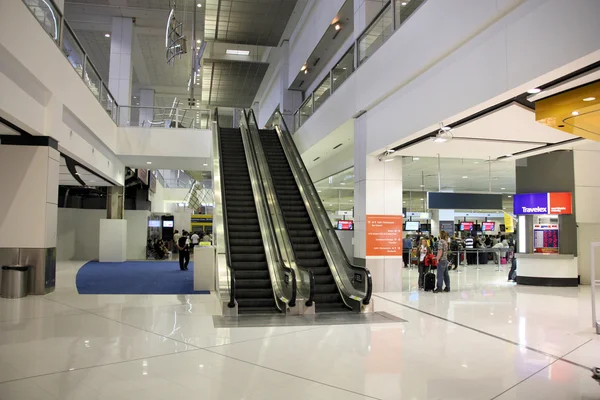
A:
259 129 351 312
218 127 278 314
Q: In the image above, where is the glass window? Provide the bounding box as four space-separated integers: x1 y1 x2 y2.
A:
332 45 354 91
314 167 355 227
23 0 61 43
358 4 394 65
299 95 313 126
61 25 85 77
313 73 331 111
395 0 425 29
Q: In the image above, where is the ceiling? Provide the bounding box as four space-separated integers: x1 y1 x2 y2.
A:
60 156 114 187
63 0 302 110
204 0 298 46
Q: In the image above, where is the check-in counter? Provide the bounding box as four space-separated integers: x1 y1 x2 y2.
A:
515 253 578 286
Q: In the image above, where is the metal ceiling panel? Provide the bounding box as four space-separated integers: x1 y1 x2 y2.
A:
202 59 268 107
205 0 298 46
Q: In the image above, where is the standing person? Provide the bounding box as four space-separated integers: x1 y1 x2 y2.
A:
177 231 190 271
417 239 429 289
464 233 474 265
508 233 518 281
173 230 181 254
190 231 200 248
202 231 211 244
434 230 450 293
402 235 413 268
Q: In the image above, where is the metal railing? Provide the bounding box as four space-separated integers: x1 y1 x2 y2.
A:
22 0 120 124
293 0 426 131
117 106 212 129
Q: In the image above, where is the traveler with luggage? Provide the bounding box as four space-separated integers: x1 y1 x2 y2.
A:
417 239 429 289
434 230 450 293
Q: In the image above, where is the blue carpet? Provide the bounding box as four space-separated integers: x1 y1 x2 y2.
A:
76 261 210 295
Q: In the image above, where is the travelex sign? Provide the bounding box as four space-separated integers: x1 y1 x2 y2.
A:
513 192 572 215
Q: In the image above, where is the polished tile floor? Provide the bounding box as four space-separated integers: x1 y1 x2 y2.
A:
0 261 599 399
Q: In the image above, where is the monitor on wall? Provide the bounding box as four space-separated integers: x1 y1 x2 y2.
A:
405 221 420 231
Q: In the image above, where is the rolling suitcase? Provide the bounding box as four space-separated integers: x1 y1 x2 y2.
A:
424 271 436 292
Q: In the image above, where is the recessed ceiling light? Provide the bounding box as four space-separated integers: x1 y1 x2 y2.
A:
402 1 407 5
440 125 452 132
300 64 307 72
508 195 512 198
413 157 419 160
572 111 579 116
505 154 513 157
226 49 250 56
318 190 322 193
473 161 479 164
583 97 596 102
384 158 394 162
304 69 308 75
146 161 152 165
203 163 208 166
197 3 202 7
196 39 202 44
462 176 468 179
433 137 448 143
527 88 541 94
420 198 424 201
340 182 345 185
104 33 110 38
419 184 425 187
334 23 341 31
501 187 506 190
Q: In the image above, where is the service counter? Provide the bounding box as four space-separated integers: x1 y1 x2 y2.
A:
515 253 578 286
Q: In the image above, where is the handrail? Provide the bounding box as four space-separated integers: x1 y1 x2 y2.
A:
22 0 120 124
246 109 314 307
273 109 373 308
213 108 235 308
240 110 297 310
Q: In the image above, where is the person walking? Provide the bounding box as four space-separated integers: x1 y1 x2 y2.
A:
173 230 181 254
417 239 429 289
177 231 190 271
190 231 200 248
434 230 450 293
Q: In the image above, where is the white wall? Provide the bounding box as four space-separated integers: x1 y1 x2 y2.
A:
149 177 165 213
117 128 212 160
57 208 150 261
294 0 600 158
0 1 125 185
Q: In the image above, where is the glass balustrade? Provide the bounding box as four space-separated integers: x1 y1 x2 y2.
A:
116 106 212 129
21 0 119 123
293 0 426 131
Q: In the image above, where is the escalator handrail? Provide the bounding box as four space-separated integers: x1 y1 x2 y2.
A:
245 110 315 307
214 109 236 308
272 109 373 306
239 110 297 309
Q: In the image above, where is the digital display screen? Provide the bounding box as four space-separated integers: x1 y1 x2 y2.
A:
148 220 160 228
482 222 495 231
460 222 473 231
405 221 420 231
337 220 354 230
162 220 174 228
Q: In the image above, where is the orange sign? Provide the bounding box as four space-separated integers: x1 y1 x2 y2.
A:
366 214 403 256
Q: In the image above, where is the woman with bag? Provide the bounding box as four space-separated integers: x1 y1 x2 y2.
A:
417 239 429 289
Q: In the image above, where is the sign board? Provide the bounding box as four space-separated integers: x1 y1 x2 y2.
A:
504 212 514 233
513 192 572 215
137 168 148 185
366 214 403 256
533 224 559 254
439 221 455 236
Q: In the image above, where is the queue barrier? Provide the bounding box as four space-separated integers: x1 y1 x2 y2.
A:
405 247 514 271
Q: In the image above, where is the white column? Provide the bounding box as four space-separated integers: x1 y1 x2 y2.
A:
109 17 133 126
354 114 403 292
278 41 302 129
574 148 600 284
138 89 154 126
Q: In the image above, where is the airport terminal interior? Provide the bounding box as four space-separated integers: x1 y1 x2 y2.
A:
1 0 600 398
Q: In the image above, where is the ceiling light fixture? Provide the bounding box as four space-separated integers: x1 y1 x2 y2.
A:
583 97 596 102
203 163 208 166
226 49 250 56
196 39 201 44
501 187 506 190
334 23 341 31
197 3 202 7
420 198 424 201
505 153 513 157
462 176 468 179
413 157 419 161
433 137 448 143
300 64 307 72
572 111 579 116
104 33 110 38
340 182 345 185
508 195 512 198
384 158 394 162
402 1 407 5
527 88 541 94
304 69 308 75
146 161 152 165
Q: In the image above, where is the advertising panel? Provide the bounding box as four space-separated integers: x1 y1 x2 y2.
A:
366 215 403 256
503 212 514 233
533 224 559 254
439 221 454 236
513 192 572 215
337 220 354 230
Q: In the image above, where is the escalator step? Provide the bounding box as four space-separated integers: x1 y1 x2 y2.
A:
231 254 266 262
231 261 268 270
315 284 339 294
235 270 270 280
230 246 265 254
236 279 272 289
295 251 325 259
315 293 343 303
314 275 335 284
237 298 277 308
294 243 321 251
236 288 275 299
230 238 263 247
228 231 262 239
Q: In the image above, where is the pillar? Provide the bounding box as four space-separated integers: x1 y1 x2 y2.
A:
99 186 126 262
0 137 59 294
278 41 302 130
353 115 403 292
109 17 133 126
431 209 455 238
138 89 155 127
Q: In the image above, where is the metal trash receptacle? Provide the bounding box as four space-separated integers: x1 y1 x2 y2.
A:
1 266 29 299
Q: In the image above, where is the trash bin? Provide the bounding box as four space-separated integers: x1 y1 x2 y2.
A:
1 266 29 299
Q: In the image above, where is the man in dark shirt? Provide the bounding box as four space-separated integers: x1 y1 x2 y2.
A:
177 231 190 271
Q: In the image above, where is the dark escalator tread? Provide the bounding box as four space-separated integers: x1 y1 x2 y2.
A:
259 129 349 312
219 128 278 314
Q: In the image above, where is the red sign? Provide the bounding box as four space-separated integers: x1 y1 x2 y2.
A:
366 215 403 256
548 192 572 214
337 220 353 230
460 222 473 231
